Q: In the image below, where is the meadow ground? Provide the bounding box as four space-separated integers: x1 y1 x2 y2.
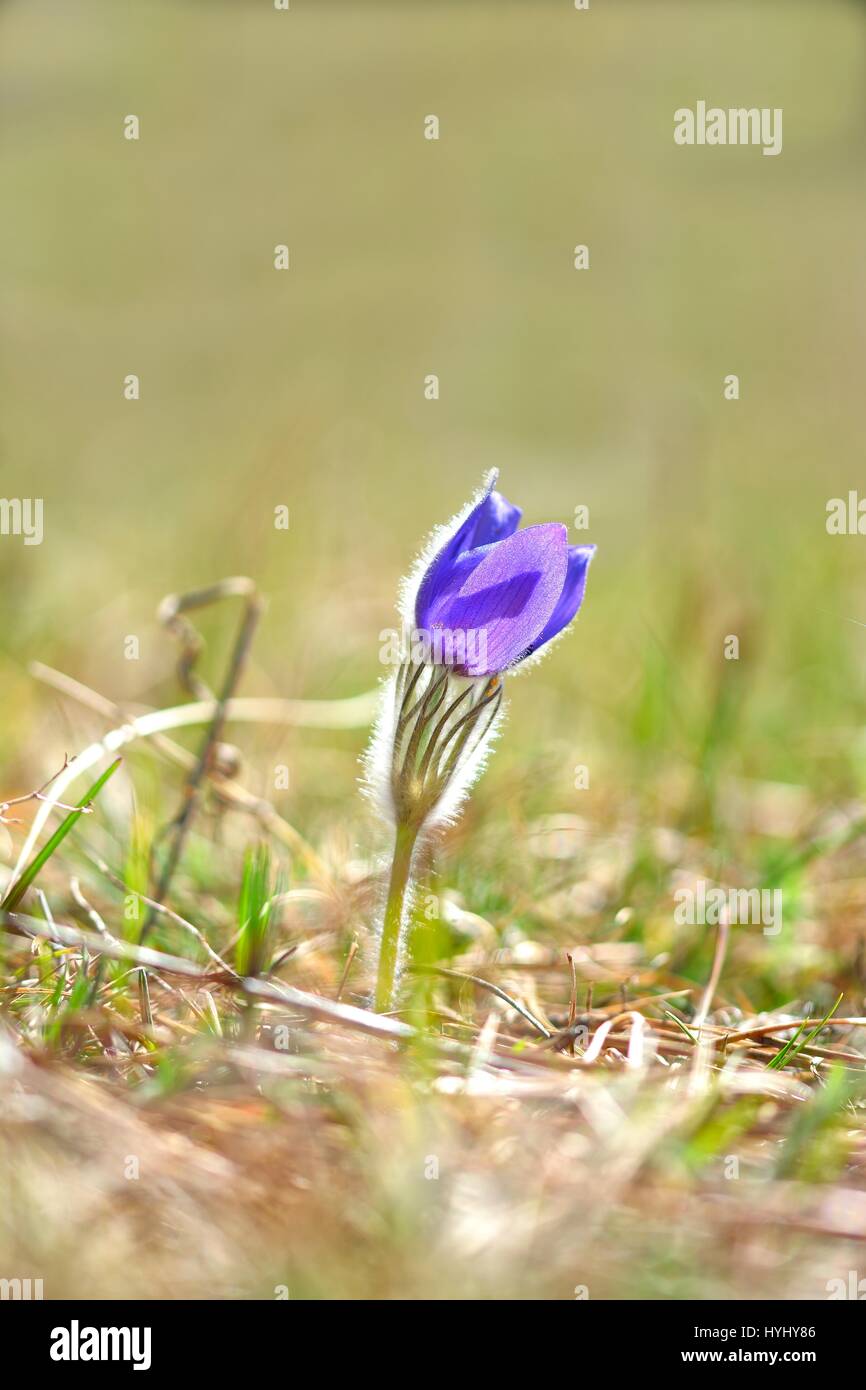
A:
2 0 866 1299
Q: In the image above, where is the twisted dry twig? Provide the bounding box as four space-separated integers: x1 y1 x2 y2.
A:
143 578 265 936
0 755 93 826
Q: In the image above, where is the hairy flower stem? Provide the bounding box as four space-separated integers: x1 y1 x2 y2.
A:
374 821 419 1012
371 661 502 1011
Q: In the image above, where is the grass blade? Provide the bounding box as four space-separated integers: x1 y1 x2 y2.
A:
766 993 843 1071
1 758 122 912
662 1007 699 1045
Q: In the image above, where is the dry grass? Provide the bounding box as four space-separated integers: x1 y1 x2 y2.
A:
2 648 865 1301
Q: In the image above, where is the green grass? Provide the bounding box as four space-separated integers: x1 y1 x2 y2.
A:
1 758 121 912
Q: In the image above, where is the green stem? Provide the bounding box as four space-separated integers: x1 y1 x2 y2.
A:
374 822 419 1012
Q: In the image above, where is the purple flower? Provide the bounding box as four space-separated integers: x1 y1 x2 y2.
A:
414 472 595 677
368 471 597 1009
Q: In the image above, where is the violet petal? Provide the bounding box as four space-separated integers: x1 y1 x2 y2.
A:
524 544 595 658
415 480 521 630
423 523 569 675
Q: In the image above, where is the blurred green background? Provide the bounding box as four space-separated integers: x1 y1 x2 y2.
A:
2 0 865 827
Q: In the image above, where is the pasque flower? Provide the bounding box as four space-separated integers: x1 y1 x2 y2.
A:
414 471 594 676
367 470 595 1011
